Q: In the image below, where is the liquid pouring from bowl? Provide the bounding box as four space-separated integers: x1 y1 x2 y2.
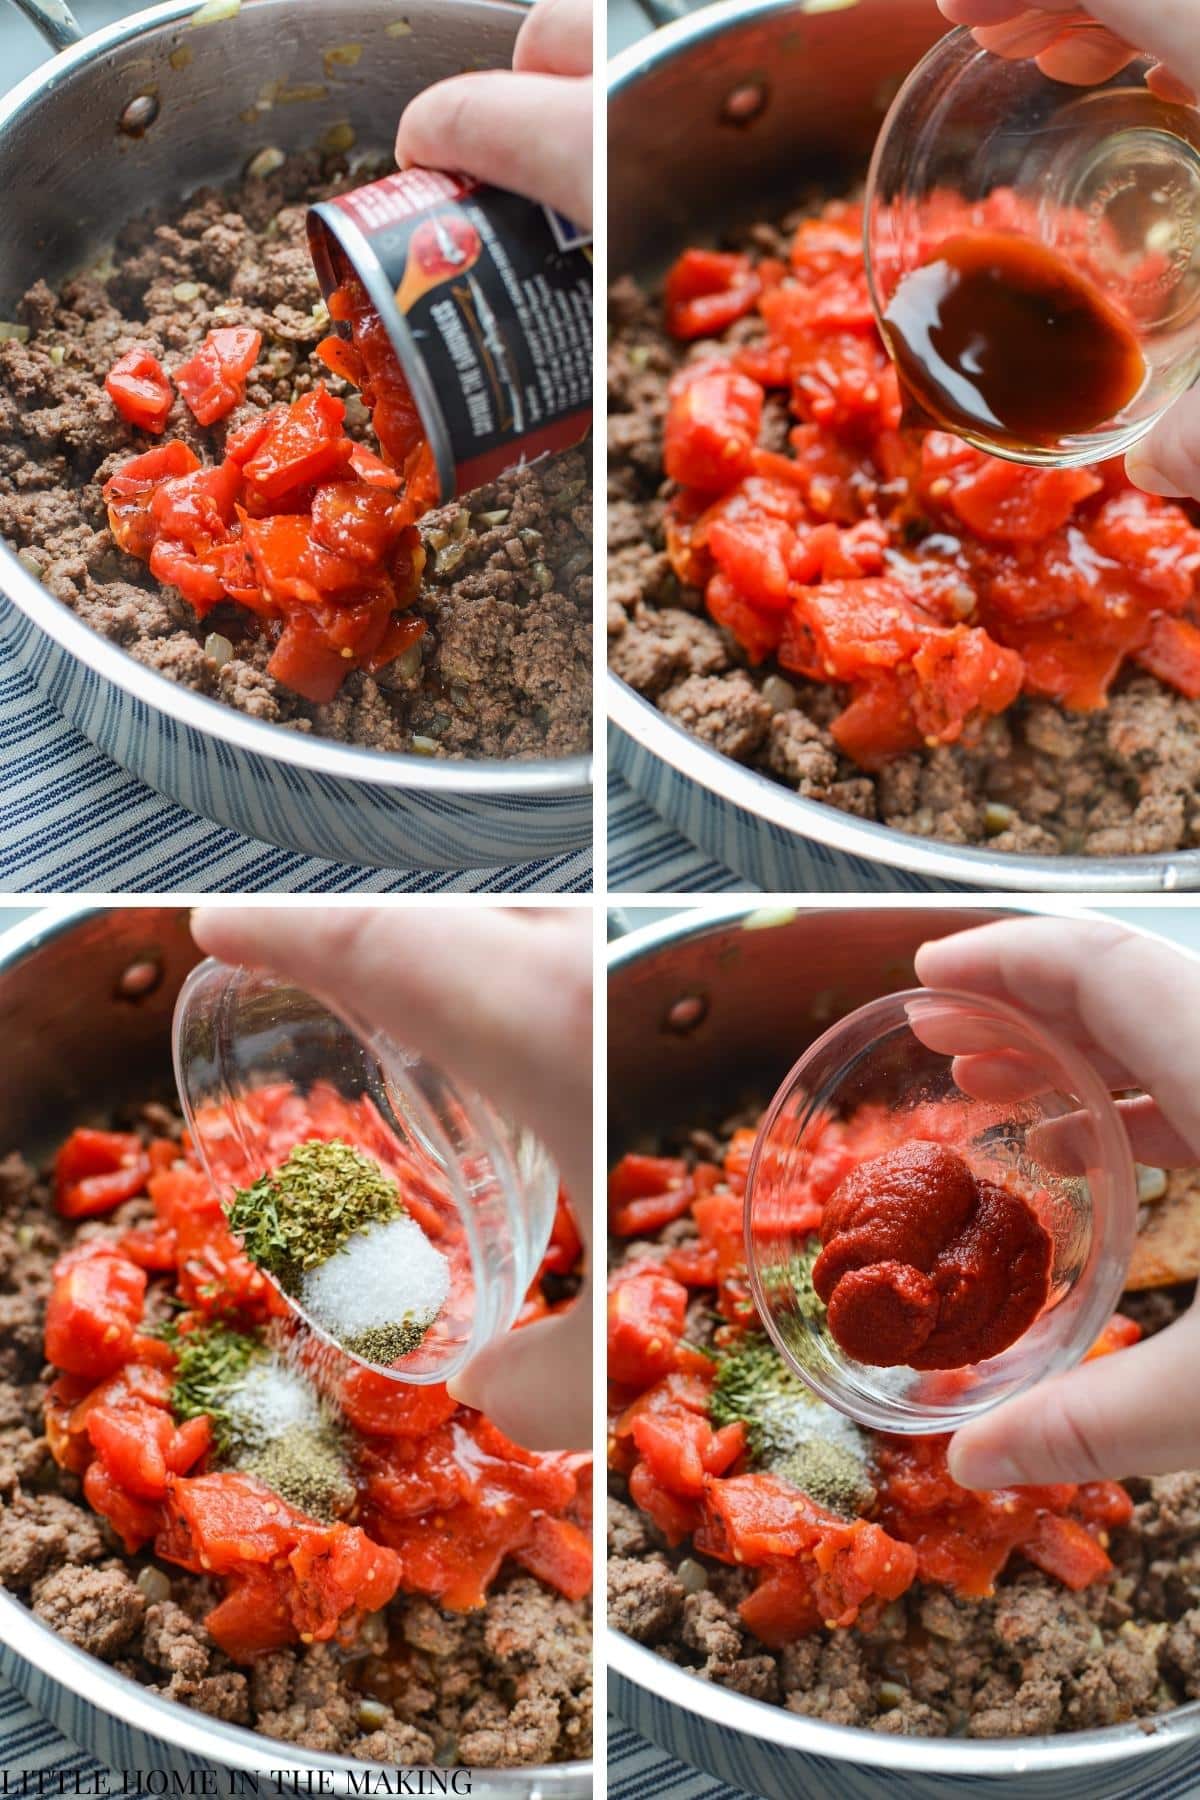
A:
171 959 558 1386
865 22 1200 466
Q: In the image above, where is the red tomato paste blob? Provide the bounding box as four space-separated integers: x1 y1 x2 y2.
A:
812 1141 1053 1369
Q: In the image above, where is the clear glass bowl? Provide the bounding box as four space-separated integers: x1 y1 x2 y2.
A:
865 22 1200 465
745 987 1136 1434
172 959 558 1385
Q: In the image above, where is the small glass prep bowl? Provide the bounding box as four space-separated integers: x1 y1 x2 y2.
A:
172 959 557 1385
745 987 1136 1434
865 23 1200 465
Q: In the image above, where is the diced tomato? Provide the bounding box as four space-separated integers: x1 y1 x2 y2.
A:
103 443 201 558
288 1523 402 1640
243 386 351 499
87 1398 175 1499
609 1152 692 1236
174 327 262 427
906 625 1024 746
203 1569 295 1659
54 1127 150 1219
1136 614 1200 699
665 248 763 342
1003 605 1150 711
608 1267 689 1386
45 1244 146 1379
105 349 174 434
664 1241 721 1286
539 1190 584 1277
706 573 784 664
83 1458 162 1553
310 477 408 566
628 1459 703 1546
780 578 921 683
347 441 403 490
1086 1313 1141 1360
513 1512 593 1600
166 1414 213 1475
632 1411 746 1497
340 1369 459 1439
1022 1512 1114 1590
664 366 764 492
158 1471 309 1574
831 675 922 770
119 1224 179 1271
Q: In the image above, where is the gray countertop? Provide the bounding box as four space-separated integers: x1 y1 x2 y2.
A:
2 0 133 89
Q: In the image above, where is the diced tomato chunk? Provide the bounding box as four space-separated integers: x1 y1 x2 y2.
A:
1136 614 1200 699
664 367 764 492
174 327 262 427
105 349 173 434
608 1267 689 1386
55 1128 150 1219
45 1244 146 1379
665 248 763 341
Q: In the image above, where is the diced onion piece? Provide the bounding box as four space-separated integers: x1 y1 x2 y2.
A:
190 0 240 24
204 632 234 668
246 146 285 180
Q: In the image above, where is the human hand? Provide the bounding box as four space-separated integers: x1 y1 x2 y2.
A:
913 916 1200 1488
190 905 592 1451
937 2 1200 499
394 0 592 227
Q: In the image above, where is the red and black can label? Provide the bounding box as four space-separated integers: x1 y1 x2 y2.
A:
307 168 592 503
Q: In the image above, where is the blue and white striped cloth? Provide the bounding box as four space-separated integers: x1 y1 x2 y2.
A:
607 769 962 894
0 635 591 893
608 1714 1200 1800
0 1681 140 1792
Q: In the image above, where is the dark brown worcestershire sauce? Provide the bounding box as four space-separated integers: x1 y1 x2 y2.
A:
881 230 1147 449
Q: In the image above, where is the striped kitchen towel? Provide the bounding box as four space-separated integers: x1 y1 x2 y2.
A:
608 1715 1200 1800
606 769 962 895
0 635 591 894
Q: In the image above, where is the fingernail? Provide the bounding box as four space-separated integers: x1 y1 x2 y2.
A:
947 1439 1023 1490
1125 449 1188 499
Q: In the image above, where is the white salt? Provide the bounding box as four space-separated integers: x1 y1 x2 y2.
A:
299 1213 450 1343
227 1355 322 1448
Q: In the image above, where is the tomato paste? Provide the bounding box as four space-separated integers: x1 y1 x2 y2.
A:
812 1141 1053 1369
659 190 1200 769
43 1090 590 1663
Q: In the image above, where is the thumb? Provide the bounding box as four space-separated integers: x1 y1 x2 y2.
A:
395 69 592 227
450 1290 591 1449
949 1303 1200 1487
1127 389 1200 500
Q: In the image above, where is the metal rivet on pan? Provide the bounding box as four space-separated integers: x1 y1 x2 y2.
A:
721 80 769 127
118 93 161 136
116 956 164 1001
663 993 708 1035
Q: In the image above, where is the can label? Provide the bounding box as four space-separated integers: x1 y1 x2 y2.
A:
309 169 592 499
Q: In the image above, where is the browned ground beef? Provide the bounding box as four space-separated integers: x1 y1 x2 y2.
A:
0 151 591 761
0 1118 591 1766
608 217 1200 857
607 1108 1200 1738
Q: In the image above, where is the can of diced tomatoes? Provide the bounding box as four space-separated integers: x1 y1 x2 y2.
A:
307 167 592 503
